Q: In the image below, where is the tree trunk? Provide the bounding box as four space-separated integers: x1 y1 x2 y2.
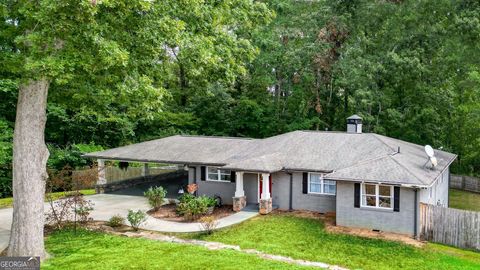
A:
7 79 50 259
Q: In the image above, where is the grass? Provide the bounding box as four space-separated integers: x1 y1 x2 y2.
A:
0 189 95 209
42 229 315 270
183 213 480 270
449 189 480 212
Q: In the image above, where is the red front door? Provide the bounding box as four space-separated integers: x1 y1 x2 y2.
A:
258 174 272 202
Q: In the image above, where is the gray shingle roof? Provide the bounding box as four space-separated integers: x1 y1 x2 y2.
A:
84 131 456 187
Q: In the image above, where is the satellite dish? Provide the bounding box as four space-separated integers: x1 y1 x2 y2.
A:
425 145 435 158
423 145 437 169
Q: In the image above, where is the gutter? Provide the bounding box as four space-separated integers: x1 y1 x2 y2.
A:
81 155 227 167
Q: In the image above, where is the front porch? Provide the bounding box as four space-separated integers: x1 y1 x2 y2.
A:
232 171 274 214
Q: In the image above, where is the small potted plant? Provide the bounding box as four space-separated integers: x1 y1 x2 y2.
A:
205 196 217 215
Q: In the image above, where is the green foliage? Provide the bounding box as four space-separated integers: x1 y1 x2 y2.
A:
43 229 310 270
176 194 211 220
127 209 147 231
203 196 218 208
1 0 479 181
449 189 480 212
107 215 125 228
144 186 167 210
47 143 103 170
0 119 13 198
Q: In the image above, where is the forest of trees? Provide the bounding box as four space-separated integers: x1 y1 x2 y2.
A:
1 0 479 198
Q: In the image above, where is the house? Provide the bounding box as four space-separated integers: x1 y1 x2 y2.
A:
84 115 456 237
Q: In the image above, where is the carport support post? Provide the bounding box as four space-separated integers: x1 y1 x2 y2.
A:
96 159 107 194
233 172 246 212
259 173 272 214
142 163 150 177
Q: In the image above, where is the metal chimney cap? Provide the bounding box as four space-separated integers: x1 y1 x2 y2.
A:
347 114 362 120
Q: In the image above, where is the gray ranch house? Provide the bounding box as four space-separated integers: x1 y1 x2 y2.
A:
85 115 456 237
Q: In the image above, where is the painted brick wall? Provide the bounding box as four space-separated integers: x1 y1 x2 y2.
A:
336 181 416 235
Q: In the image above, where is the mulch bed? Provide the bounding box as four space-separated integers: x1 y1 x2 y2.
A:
147 204 234 223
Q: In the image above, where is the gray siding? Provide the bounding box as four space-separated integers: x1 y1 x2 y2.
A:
188 165 236 204
273 172 336 212
272 172 290 210
244 173 258 204
336 181 416 235
419 167 449 207
197 180 235 204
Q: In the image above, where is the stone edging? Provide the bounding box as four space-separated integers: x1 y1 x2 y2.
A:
105 230 349 270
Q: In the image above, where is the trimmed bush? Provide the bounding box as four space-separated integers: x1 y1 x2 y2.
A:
107 214 125 228
144 186 167 210
176 194 210 220
127 210 147 231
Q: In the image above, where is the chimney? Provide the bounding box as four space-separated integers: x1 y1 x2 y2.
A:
347 114 362 134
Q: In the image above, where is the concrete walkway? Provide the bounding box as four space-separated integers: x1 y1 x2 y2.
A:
0 193 258 251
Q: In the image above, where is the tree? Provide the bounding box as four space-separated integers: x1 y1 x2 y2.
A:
1 0 271 258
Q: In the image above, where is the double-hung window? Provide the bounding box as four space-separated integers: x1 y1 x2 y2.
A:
361 183 393 209
207 167 231 182
308 173 336 195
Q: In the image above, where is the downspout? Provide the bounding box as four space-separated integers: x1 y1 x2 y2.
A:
289 172 293 211
193 166 197 184
414 188 418 239
193 166 197 196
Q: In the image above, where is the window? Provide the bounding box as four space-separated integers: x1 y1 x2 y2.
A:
308 173 336 195
361 183 393 209
207 167 231 182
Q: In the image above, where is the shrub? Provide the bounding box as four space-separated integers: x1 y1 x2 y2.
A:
176 194 209 221
74 198 94 224
205 196 217 208
197 195 217 208
199 216 218 234
144 186 167 210
127 210 147 231
45 191 94 229
107 214 125 228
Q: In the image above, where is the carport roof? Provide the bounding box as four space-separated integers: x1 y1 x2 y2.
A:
84 131 457 187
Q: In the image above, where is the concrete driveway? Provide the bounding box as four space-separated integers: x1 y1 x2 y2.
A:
0 193 258 252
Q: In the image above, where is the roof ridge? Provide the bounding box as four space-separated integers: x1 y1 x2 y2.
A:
178 134 255 140
370 133 398 153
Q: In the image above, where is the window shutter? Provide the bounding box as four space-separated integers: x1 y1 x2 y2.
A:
354 183 360 208
394 186 400 212
302 173 308 194
230 171 236 183
201 166 206 181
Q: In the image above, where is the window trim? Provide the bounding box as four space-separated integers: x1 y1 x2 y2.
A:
307 173 336 196
360 183 393 210
206 166 231 183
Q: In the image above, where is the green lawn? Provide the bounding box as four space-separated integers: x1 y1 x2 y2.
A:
0 189 95 209
42 229 314 270
449 189 480 212
184 213 480 270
